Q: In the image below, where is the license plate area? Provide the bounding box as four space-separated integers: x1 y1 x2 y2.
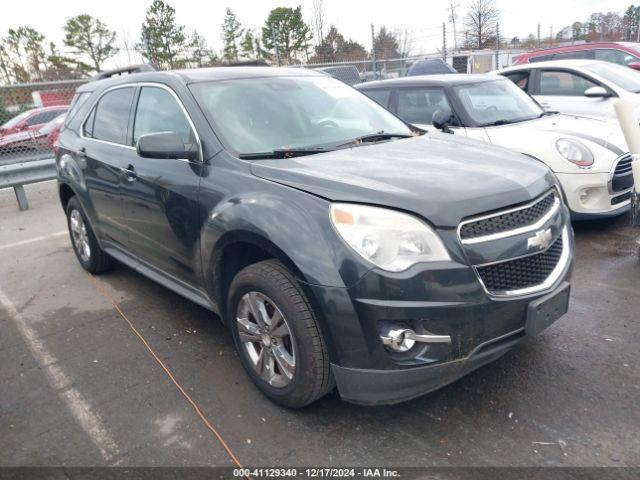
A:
526 282 570 336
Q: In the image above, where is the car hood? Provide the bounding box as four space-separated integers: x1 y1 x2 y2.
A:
482 114 627 173
250 134 555 228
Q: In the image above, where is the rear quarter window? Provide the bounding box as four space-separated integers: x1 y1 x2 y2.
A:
65 92 91 127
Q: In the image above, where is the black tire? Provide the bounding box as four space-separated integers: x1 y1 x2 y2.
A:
66 196 114 274
227 259 334 408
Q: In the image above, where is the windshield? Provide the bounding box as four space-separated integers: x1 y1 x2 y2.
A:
583 62 640 93
453 79 544 126
1 109 32 129
38 114 66 135
189 75 411 155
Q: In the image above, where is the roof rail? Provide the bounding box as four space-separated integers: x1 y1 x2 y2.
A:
91 64 156 81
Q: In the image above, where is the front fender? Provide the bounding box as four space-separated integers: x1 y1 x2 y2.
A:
200 188 372 292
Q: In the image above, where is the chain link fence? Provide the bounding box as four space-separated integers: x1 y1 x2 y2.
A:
0 79 85 166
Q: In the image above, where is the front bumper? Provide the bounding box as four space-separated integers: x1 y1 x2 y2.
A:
307 227 574 405
555 172 632 218
332 326 525 405
329 280 570 405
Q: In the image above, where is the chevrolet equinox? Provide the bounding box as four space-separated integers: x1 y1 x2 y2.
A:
56 67 573 407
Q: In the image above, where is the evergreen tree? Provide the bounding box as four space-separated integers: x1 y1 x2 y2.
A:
139 0 186 69
222 8 243 62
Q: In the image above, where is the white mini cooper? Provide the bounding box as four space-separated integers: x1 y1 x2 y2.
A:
357 74 633 219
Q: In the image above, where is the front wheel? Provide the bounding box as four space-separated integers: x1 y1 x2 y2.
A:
227 260 334 408
66 196 114 274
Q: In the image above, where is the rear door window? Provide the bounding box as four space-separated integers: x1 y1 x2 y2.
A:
90 87 135 144
361 89 391 108
396 88 452 125
539 70 598 96
503 71 530 91
26 110 62 126
553 50 593 60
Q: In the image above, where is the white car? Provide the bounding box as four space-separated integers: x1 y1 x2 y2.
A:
356 74 633 219
495 59 640 121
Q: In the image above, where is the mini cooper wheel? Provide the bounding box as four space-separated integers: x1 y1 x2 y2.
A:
66 196 114 273
227 260 333 408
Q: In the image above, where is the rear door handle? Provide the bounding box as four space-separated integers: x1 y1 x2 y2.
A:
121 164 137 182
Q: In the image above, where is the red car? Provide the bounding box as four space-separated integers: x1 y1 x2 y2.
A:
0 105 68 138
515 42 640 70
0 113 66 154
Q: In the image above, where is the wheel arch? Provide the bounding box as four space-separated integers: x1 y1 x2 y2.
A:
58 181 78 211
207 231 340 365
208 231 312 321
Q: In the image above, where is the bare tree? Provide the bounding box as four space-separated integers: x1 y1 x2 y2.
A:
464 0 499 49
393 27 414 58
312 0 326 46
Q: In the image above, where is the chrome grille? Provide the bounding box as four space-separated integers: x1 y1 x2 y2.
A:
476 235 564 293
459 190 557 241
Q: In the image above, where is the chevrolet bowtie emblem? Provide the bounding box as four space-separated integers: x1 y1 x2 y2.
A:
528 228 553 250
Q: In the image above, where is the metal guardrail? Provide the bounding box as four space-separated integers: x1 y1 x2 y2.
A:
0 158 56 210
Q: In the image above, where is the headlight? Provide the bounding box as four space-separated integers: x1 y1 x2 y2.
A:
330 203 451 272
555 138 594 168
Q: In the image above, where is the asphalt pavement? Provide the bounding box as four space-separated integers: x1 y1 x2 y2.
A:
0 181 638 468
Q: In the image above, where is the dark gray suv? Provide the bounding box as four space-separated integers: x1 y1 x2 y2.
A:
56 67 573 407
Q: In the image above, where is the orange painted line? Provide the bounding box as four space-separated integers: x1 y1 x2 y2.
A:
87 273 248 475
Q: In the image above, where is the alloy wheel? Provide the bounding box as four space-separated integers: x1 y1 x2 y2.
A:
69 209 91 262
236 291 296 388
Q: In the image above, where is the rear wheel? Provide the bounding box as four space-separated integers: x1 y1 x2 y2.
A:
227 259 333 408
66 196 114 274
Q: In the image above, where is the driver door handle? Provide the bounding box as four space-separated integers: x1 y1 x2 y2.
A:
121 164 137 182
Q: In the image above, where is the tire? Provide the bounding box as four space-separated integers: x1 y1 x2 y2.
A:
66 196 114 274
227 259 334 408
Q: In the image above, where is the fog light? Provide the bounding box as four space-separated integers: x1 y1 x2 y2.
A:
380 325 452 352
579 189 590 202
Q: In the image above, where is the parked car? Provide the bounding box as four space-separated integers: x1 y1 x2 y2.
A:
407 58 457 76
497 60 640 121
514 42 640 69
0 113 66 154
57 67 573 407
315 65 362 85
0 105 68 138
357 74 633 219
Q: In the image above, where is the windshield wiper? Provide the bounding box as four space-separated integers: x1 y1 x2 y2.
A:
238 147 332 160
482 119 513 127
334 131 413 148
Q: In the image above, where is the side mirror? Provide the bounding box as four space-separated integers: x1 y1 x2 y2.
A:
583 86 610 98
136 132 198 161
627 61 640 71
432 109 454 133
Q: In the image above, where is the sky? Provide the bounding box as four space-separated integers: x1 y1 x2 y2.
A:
0 0 633 68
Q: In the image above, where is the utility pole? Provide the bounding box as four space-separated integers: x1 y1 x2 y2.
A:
550 24 553 45
371 24 377 79
537 23 541 48
446 2 459 51
271 23 280 66
442 22 447 61
495 22 500 70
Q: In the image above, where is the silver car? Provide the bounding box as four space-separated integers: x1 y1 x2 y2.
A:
496 59 640 121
